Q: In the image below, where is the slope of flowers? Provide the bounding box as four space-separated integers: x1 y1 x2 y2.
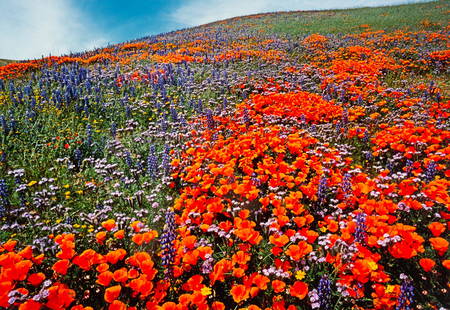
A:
0 4 449 310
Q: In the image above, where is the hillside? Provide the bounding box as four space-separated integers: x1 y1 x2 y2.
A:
0 59 14 66
0 1 449 309
201 0 449 34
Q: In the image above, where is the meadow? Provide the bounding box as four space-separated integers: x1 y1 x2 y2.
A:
0 1 449 309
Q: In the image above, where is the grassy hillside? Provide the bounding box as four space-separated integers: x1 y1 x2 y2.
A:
205 0 449 35
0 2 449 309
0 59 15 66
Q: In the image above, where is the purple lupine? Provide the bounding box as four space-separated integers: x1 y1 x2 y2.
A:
170 105 178 122
0 151 6 163
300 114 306 127
341 173 352 197
243 107 250 125
201 254 214 274
160 209 177 278
405 159 413 176
335 121 342 134
147 146 158 179
317 176 328 204
318 275 332 310
161 145 171 176
206 109 215 129
425 161 436 182
0 179 10 217
354 213 367 243
396 275 414 310
197 99 203 113
13 175 26 208
251 173 261 187
125 106 132 118
363 130 370 143
0 115 9 135
222 97 228 109
110 122 117 139
125 151 133 168
86 124 93 147
342 108 348 125
73 148 83 169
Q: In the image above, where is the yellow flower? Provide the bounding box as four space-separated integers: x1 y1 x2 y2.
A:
200 287 212 296
27 181 37 187
368 261 378 271
76 190 83 194
73 224 80 228
295 270 306 280
56 219 62 224
386 285 395 294
63 184 70 188
65 191 71 196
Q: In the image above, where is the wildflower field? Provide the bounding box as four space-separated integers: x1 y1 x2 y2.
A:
0 1 449 309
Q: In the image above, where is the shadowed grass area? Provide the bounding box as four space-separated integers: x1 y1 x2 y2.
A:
0 59 15 66
208 0 449 36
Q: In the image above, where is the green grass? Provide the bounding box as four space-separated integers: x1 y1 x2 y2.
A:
0 59 15 66
212 0 449 36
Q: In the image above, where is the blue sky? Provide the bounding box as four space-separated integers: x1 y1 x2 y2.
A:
0 0 433 60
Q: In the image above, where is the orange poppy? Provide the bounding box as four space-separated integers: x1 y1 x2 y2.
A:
230 284 249 303
109 300 127 310
112 268 128 283
97 271 113 286
27 272 45 286
429 237 449 256
104 285 121 303
101 219 116 231
428 222 445 237
290 281 308 299
272 280 286 293
419 258 436 272
52 259 70 275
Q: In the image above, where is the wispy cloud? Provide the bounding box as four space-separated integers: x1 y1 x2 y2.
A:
170 0 432 27
0 0 109 60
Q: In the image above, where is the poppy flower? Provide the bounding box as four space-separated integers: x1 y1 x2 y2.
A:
104 285 121 303
113 268 128 283
290 281 308 299
52 259 70 275
285 241 312 261
97 271 113 286
211 301 225 310
272 280 286 293
230 284 249 303
96 231 107 244
17 300 42 310
113 229 125 240
27 272 45 286
269 234 289 247
253 274 270 290
101 219 116 231
429 237 449 256
109 300 127 310
419 258 436 272
428 222 445 237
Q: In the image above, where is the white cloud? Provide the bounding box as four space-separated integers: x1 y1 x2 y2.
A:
170 0 431 27
0 0 109 60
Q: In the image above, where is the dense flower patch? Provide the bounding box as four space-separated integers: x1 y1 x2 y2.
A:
0 3 449 309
